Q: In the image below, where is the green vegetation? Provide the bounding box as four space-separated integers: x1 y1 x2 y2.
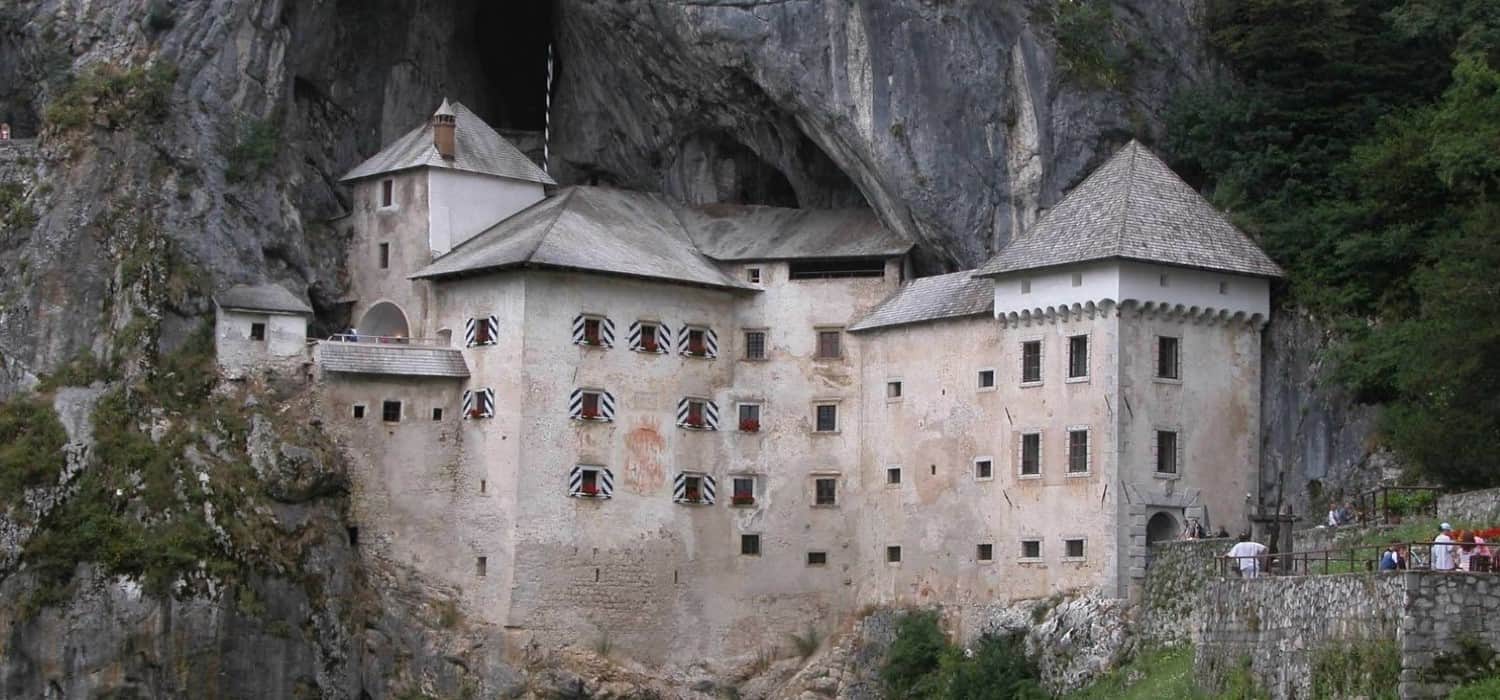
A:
1310 639 1399 699
1034 1 1131 89
881 610 1044 700
0 182 36 233
44 62 177 134
1065 647 1266 699
1451 674 1500 699
1381 489 1437 517
226 118 279 182
144 0 175 31
1164 0 1500 489
0 395 68 504
790 624 823 659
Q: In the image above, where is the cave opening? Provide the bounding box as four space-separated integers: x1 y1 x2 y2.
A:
470 1 553 133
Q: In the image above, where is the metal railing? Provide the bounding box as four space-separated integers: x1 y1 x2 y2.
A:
1218 541 1498 577
1355 485 1442 525
323 333 451 348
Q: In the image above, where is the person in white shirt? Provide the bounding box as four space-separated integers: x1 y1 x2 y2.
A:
1432 523 1457 571
1327 506 1340 528
1226 534 1270 579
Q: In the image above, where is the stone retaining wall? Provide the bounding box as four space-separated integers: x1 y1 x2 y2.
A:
1140 538 1231 645
1196 572 1500 699
1438 487 1500 526
1293 523 1397 555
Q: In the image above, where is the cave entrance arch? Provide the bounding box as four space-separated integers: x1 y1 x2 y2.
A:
357 302 410 338
1147 511 1180 544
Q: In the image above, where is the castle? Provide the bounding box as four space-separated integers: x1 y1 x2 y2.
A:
214 100 1279 664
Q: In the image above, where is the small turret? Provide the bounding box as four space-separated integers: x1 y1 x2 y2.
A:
433 99 456 160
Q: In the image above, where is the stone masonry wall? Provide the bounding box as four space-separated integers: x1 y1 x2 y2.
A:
1196 572 1500 699
1437 487 1500 526
1140 538 1232 645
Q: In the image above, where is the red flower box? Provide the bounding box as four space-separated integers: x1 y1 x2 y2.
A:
739 418 760 432
688 340 706 356
642 337 659 352
731 495 755 506
580 484 599 496
685 490 702 502
467 408 486 419
581 408 600 420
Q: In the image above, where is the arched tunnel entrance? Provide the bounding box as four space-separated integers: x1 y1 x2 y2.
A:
357 301 409 338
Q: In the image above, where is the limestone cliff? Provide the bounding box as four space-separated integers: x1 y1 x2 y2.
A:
0 0 1380 696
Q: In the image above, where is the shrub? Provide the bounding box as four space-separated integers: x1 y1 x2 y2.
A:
0 183 37 233
44 62 177 134
883 610 948 698
1035 0 1131 89
790 624 822 659
1452 675 1500 699
144 0 175 31
225 118 279 182
0 395 69 502
883 611 1045 700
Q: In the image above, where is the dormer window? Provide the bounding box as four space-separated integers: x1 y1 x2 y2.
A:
572 314 614 348
380 178 394 208
746 267 762 284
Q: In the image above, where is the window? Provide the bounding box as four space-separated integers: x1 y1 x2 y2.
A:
1071 272 1083 287
463 388 495 419
674 472 714 505
977 369 995 389
1156 430 1179 475
570 466 613 498
807 551 828 566
583 318 602 345
1020 432 1041 476
788 259 883 279
1157 336 1180 380
682 326 718 357
977 543 994 562
731 476 756 506
382 400 402 422
581 392 600 418
886 380 903 399
378 242 390 269
352 404 366 419
249 322 266 341
677 398 719 430
1065 538 1086 559
746 267 762 284
573 314 614 348
814 403 838 432
380 178 394 207
816 330 842 359
1021 279 1031 294
1020 540 1042 560
974 458 994 480
1159 273 1170 287
1218 280 1229 294
741 534 761 556
743 330 767 360
633 321 665 353
1068 429 1089 473
476 556 487 577
570 389 614 421
1067 335 1089 379
432 407 444 421
738 403 761 432
1021 340 1042 384
814 477 838 506
887 467 902 485
467 315 499 346
886 546 902 563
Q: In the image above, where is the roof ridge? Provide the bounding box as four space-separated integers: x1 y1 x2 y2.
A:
522 188 577 263
1114 141 1141 255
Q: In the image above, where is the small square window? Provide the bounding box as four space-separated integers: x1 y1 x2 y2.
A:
816 330 842 359
352 404 366 419
746 267 762 284
1157 336 1181 380
1067 335 1089 379
1156 430 1179 474
1020 433 1041 475
378 242 390 269
1021 279 1031 294
1021 540 1042 560
814 477 838 506
582 318 603 345
380 178 394 207
814 404 838 432
1065 539 1086 559
1021 341 1042 384
1068 429 1089 473
1218 280 1229 294
977 543 994 562
1159 273 1171 287
744 330 767 360
249 322 266 341
807 551 828 566
684 400 707 428
637 322 661 352
738 404 761 432
886 545 902 563
886 467 902 485
686 328 709 356
741 534 761 556
580 391 602 419
432 407 444 421
977 369 995 389
681 474 706 504
886 380 903 399
731 477 755 506
1071 272 1083 287
476 556 487 577
974 458 993 480
382 400 402 422
574 467 607 498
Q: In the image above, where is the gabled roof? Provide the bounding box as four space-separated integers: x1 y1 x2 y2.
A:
215 284 313 315
677 205 912 261
318 343 469 378
975 141 1283 279
340 100 556 185
848 271 993 332
410 187 754 290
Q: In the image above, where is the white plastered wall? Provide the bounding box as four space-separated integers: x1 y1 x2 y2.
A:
427 170 544 256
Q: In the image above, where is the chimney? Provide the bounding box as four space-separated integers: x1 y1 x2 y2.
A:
432 98 456 160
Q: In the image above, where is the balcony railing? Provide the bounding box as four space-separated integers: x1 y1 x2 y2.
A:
324 333 450 348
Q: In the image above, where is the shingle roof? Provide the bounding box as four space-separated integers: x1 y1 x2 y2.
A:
848 270 993 332
340 100 556 185
975 141 1283 279
410 187 755 290
677 205 912 261
215 284 313 315
317 342 469 378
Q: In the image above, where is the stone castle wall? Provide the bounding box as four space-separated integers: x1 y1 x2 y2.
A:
1139 538 1233 645
1437 487 1500 526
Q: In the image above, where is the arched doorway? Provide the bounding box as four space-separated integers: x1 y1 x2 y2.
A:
357 302 409 338
1147 512 1180 544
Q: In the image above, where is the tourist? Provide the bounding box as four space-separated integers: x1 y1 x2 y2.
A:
1432 523 1457 571
1337 501 1355 526
1379 542 1407 571
0 123 9 140
1182 518 1206 540
1226 533 1269 579
1327 504 1341 528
